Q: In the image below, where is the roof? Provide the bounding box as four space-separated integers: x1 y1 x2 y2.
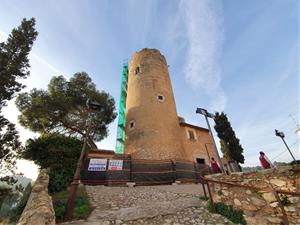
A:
88 149 115 155
179 122 209 132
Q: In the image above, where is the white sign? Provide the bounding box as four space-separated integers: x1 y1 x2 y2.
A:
108 160 123 170
88 158 107 171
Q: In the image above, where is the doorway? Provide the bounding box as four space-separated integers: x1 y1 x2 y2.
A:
196 158 205 164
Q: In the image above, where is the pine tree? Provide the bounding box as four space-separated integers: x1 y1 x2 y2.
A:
16 72 117 149
214 112 245 164
0 18 38 177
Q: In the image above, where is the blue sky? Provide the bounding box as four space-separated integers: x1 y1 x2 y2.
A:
0 0 299 178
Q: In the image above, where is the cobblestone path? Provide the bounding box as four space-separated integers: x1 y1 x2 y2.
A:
61 184 235 225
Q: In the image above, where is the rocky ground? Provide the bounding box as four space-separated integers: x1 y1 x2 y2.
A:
60 184 235 225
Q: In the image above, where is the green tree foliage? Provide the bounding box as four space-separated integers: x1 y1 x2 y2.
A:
16 72 117 149
214 112 245 164
220 139 230 160
19 133 83 193
0 18 37 179
0 117 21 175
0 18 38 108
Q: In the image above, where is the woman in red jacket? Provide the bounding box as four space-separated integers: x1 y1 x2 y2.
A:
259 151 273 169
210 157 221 173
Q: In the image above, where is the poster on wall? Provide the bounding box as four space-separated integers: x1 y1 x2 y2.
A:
108 160 123 170
88 158 107 171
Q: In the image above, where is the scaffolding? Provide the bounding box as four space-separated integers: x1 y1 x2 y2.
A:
115 63 128 154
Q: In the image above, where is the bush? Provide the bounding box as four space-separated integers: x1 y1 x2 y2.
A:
48 169 73 193
19 133 84 193
53 199 67 221
208 202 246 225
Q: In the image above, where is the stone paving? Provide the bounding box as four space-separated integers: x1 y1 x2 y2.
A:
60 184 235 225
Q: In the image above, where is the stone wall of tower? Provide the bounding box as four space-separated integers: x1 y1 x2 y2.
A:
124 49 186 160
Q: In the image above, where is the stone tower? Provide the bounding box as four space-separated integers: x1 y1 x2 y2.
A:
124 48 186 160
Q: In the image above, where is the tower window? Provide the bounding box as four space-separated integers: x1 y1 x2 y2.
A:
157 95 165 102
135 66 140 75
129 120 135 129
188 130 195 140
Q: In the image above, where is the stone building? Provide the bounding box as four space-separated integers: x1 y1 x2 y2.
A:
124 48 217 166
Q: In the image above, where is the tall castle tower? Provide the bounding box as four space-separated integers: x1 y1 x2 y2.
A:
124 48 186 160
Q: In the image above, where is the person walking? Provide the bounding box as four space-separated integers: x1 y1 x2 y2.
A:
259 151 273 169
210 157 221 173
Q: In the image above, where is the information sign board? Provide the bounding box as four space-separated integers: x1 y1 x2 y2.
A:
108 160 123 170
88 158 107 171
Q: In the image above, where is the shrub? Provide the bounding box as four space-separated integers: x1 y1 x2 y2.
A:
19 133 84 193
53 199 67 221
48 169 73 193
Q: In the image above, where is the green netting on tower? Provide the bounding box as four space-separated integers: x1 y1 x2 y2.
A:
115 63 128 154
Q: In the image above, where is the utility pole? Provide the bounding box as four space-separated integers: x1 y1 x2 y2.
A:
65 99 101 221
196 108 225 173
65 135 88 220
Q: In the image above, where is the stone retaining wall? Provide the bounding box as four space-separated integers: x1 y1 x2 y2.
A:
205 165 300 225
18 169 55 225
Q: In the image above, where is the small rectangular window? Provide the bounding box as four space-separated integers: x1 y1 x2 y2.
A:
135 66 140 75
196 158 205 164
188 130 195 140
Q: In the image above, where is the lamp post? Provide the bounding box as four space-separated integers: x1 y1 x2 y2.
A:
204 143 211 163
65 99 101 220
196 108 224 173
275 129 296 163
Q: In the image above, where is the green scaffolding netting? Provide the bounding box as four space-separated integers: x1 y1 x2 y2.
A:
115 63 128 154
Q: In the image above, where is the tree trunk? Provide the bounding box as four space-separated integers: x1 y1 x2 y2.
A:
87 137 98 150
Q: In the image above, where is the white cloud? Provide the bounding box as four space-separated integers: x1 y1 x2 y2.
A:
180 0 226 111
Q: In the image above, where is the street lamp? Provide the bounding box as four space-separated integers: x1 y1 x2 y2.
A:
196 108 224 173
65 99 101 220
275 129 296 163
204 143 211 161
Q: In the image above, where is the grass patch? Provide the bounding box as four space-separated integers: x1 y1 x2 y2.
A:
208 202 246 225
280 195 291 206
52 186 92 223
255 191 263 198
199 196 209 201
